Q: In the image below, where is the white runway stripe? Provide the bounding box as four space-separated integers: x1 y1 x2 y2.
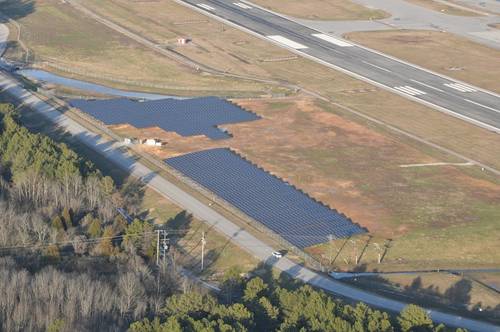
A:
444 83 477 93
267 35 308 49
362 61 392 73
394 86 427 96
233 2 252 9
464 99 500 114
403 86 426 95
312 33 353 47
197 3 215 10
410 79 444 92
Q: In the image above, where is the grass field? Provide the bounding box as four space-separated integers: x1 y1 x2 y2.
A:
139 187 258 277
2 91 259 280
70 0 500 172
405 0 481 16
344 29 500 94
110 97 500 271
352 272 500 321
5 0 500 275
1 0 281 97
247 0 389 20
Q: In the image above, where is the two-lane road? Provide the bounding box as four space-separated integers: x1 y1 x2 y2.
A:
0 26 498 330
177 0 500 132
1 70 498 331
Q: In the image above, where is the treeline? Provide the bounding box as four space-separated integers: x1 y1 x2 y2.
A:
0 104 126 251
0 256 181 331
0 102 465 332
130 272 466 332
0 103 179 331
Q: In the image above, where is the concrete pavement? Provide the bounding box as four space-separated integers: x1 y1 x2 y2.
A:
0 69 498 332
459 0 500 14
298 0 500 49
0 19 498 330
176 0 500 134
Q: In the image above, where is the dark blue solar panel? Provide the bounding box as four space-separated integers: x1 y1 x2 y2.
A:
69 97 260 140
165 148 366 248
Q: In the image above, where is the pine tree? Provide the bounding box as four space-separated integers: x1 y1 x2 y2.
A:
45 244 60 260
243 277 268 302
100 176 115 195
51 215 66 231
113 214 128 234
124 219 154 257
88 218 102 238
61 207 73 228
95 226 115 256
397 304 434 332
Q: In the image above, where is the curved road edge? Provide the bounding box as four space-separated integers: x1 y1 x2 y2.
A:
0 23 498 332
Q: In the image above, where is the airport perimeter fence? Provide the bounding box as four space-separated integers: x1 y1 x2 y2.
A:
32 61 213 92
35 88 327 273
131 145 327 273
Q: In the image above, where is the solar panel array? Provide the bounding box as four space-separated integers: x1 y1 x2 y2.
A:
69 97 260 140
166 148 366 248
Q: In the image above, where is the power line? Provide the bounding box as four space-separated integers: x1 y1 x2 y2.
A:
0 230 165 252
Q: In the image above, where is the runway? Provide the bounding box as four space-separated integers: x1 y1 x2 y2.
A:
177 0 500 133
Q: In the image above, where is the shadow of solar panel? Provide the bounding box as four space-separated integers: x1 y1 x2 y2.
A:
69 97 260 140
165 148 366 249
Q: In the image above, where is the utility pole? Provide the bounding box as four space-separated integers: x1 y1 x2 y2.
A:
162 230 168 264
156 230 161 266
373 243 383 264
201 231 206 271
350 239 359 265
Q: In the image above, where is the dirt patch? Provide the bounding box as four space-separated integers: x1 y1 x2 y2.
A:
113 97 500 243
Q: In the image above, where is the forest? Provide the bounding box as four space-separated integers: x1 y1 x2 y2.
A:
0 102 462 331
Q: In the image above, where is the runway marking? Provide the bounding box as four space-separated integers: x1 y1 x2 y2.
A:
464 99 500 114
410 79 444 92
233 2 252 9
312 33 353 47
394 86 426 96
197 3 215 11
267 35 308 49
400 162 474 168
444 83 477 93
362 61 392 73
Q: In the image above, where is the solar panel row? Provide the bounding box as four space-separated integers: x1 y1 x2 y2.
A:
69 97 260 140
165 148 366 248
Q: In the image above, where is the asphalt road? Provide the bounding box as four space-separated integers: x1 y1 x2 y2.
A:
0 70 498 332
0 24 8 56
177 0 500 133
0 19 498 330
301 0 500 49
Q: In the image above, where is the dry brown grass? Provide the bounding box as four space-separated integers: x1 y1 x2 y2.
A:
359 273 500 313
80 1 500 171
247 0 389 20
140 187 258 276
405 0 482 16
3 0 278 96
9 0 500 269
344 30 500 94
449 0 500 15
111 97 500 269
